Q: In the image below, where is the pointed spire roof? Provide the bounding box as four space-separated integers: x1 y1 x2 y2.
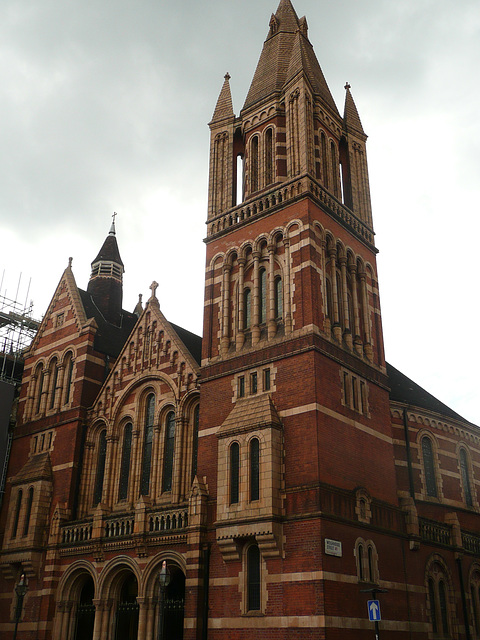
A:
211 73 235 124
343 83 365 135
91 216 124 268
243 0 339 115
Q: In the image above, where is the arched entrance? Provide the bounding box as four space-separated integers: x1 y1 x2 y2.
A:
114 574 139 640
164 565 185 640
74 577 95 640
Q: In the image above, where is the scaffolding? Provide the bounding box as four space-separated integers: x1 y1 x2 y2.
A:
0 272 40 383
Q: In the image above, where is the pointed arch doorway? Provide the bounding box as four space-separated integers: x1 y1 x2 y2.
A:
114 574 139 640
162 564 185 640
73 577 95 640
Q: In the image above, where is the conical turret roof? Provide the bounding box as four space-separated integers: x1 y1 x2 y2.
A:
243 0 339 115
91 220 124 267
211 73 235 123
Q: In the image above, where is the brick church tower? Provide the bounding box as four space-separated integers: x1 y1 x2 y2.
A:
197 0 399 634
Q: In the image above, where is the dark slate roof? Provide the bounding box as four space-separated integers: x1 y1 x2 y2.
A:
91 234 124 267
79 289 137 359
171 322 202 366
387 362 472 425
243 0 339 114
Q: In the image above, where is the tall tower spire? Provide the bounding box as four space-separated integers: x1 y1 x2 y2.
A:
86 215 124 326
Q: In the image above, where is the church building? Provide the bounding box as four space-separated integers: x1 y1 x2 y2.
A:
1 1 480 639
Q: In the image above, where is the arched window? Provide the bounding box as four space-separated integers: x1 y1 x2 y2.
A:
250 136 259 193
265 128 274 186
330 141 339 197
35 365 44 414
163 411 176 492
357 543 364 581
23 487 34 536
11 490 22 538
49 358 58 410
93 430 107 506
230 442 240 504
428 578 438 633
140 394 155 495
325 276 333 322
259 268 267 324
118 423 133 501
459 448 473 507
63 353 74 405
427 560 452 638
422 436 438 497
274 276 283 319
439 580 449 636
191 405 200 482
321 131 328 188
244 288 252 329
250 438 260 501
247 544 261 611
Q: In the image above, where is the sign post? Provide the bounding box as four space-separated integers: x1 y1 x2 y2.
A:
361 587 388 640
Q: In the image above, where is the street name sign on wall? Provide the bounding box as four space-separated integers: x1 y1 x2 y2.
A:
324 538 342 557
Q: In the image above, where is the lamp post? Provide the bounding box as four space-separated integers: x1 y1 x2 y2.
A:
157 561 171 640
13 572 28 640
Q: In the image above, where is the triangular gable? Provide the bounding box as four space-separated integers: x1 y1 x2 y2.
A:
91 289 201 411
27 263 88 355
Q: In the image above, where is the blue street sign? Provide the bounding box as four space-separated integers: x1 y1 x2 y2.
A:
368 600 381 621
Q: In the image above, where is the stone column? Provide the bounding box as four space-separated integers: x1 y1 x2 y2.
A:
137 597 148 640
267 244 276 339
339 257 352 348
252 251 261 345
359 273 372 360
349 263 362 356
329 249 342 342
220 263 231 356
284 239 293 335
236 258 245 350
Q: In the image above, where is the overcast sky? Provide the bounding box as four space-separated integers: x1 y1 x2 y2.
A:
1 0 479 425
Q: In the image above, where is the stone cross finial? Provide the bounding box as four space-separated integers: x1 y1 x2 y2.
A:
224 72 231 81
150 281 159 298
68 257 73 267
344 82 351 90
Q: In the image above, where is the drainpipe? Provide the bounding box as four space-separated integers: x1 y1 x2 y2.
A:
457 556 471 640
403 408 415 500
202 544 210 640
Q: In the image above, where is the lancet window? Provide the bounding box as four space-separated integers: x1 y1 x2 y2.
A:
93 430 107 506
230 442 240 504
218 231 290 355
162 411 176 492
322 237 372 360
250 438 260 501
426 560 452 638
459 447 474 507
422 435 438 498
11 489 22 538
118 422 133 501
23 487 34 536
140 394 155 495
